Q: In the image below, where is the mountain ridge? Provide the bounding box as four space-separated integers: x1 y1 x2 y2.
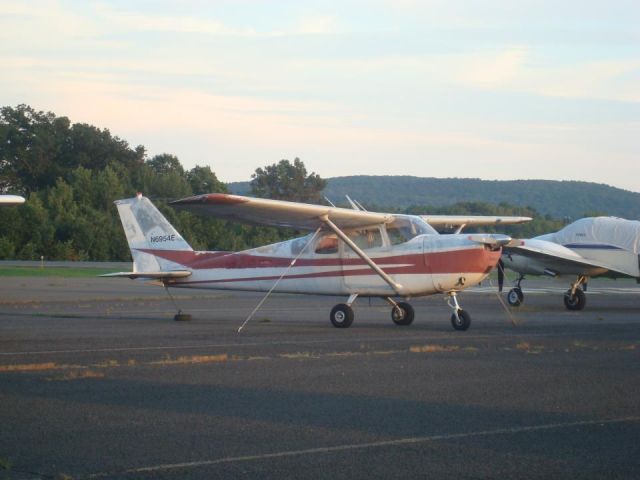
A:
227 176 640 220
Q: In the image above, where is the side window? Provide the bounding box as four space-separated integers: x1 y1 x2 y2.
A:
348 228 383 250
387 226 408 245
385 216 436 245
386 220 415 245
315 234 339 254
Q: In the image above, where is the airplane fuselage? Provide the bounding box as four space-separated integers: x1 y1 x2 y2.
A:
141 233 501 297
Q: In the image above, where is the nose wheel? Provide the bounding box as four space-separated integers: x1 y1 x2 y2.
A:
447 292 471 331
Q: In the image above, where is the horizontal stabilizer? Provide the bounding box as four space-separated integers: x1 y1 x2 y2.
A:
100 270 192 280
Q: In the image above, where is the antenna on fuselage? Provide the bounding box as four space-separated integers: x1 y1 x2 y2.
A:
345 195 360 211
354 199 367 211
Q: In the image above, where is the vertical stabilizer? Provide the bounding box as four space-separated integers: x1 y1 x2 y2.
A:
115 194 193 273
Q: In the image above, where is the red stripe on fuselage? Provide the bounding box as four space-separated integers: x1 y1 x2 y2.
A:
136 247 500 275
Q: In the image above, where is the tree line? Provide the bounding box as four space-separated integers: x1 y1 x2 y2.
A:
1 104 564 261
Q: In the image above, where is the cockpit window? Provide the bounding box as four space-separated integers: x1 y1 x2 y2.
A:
315 234 339 254
347 228 383 250
386 216 437 245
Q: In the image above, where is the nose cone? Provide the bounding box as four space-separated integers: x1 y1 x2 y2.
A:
484 246 503 271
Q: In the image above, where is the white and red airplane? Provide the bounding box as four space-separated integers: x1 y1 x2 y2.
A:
107 193 530 330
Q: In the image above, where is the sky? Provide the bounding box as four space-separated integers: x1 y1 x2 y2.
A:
1 1 639 191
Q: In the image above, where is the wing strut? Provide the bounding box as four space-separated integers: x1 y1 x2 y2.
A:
321 215 405 296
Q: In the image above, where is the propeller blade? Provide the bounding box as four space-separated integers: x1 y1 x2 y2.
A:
497 259 505 292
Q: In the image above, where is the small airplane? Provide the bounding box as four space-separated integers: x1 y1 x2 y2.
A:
499 216 640 310
0 195 25 206
106 193 530 330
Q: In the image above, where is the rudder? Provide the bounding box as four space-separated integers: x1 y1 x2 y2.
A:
115 193 193 273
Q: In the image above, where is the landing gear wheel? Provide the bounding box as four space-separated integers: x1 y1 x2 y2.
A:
330 304 354 328
450 309 471 331
391 302 415 326
507 287 524 307
174 312 192 321
564 289 586 311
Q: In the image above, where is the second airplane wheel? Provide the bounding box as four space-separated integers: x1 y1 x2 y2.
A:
564 289 586 311
507 287 524 307
391 302 415 326
330 304 354 328
451 309 471 331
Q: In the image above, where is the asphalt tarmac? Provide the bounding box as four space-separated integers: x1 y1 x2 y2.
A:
1 277 639 479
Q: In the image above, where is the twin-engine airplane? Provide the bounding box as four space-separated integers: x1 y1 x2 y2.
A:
107 193 530 330
499 217 640 310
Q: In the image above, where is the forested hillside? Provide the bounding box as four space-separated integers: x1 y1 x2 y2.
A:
229 176 640 220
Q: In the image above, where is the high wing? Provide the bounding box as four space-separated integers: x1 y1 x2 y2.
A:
170 193 393 230
421 215 532 228
504 239 631 277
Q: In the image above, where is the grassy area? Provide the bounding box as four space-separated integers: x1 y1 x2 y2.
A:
0 266 120 277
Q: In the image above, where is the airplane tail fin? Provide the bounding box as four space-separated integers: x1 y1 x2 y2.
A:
111 193 194 277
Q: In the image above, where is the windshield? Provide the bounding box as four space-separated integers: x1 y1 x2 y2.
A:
386 215 437 245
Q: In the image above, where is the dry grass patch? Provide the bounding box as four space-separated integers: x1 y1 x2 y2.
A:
410 344 460 353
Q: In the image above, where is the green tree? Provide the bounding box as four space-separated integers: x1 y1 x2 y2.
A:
187 165 226 195
0 104 64 193
147 153 184 176
250 158 326 203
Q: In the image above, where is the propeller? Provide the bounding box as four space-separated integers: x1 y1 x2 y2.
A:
490 258 519 326
497 259 505 292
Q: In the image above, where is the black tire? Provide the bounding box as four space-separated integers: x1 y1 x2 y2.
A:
330 304 354 328
564 288 586 311
174 313 192 321
450 309 471 331
507 287 524 307
391 302 415 326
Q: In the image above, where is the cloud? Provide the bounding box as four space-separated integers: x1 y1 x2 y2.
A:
100 10 258 36
461 46 529 88
93 5 342 38
295 15 340 35
456 48 640 103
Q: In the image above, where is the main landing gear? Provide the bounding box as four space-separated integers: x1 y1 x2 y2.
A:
329 292 471 330
387 298 415 326
564 275 587 311
507 274 525 307
329 296 416 328
330 303 355 328
506 274 588 311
